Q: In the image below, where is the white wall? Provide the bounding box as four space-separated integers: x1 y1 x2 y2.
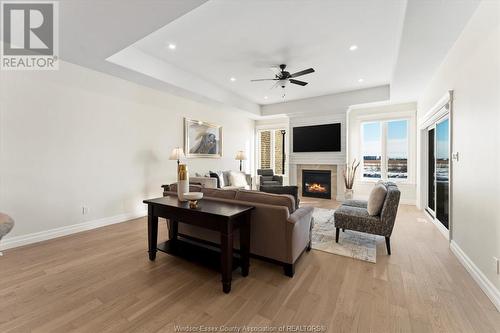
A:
0 60 255 240
348 102 417 204
417 0 500 304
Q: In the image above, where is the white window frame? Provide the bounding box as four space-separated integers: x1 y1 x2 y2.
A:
360 118 410 182
256 128 287 175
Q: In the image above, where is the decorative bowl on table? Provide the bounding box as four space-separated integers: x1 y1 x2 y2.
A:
183 192 203 208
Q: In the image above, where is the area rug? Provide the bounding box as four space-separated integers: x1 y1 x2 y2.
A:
311 208 381 263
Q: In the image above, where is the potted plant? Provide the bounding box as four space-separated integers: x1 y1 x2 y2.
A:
343 159 360 200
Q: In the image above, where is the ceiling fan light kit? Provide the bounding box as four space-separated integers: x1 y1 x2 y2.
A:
251 64 315 98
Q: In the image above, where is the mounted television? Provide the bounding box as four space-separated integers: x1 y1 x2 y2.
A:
293 123 341 152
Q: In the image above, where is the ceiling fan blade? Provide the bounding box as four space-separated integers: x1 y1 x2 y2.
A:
289 79 308 86
290 68 315 78
251 78 279 82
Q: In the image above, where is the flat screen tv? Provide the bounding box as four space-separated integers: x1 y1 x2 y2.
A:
293 123 341 152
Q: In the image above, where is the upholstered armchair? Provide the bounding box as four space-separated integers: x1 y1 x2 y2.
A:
334 182 401 254
0 213 14 255
257 169 283 188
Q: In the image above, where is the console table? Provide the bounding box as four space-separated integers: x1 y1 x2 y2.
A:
143 196 254 293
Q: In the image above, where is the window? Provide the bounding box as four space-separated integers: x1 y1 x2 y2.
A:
387 120 408 179
258 129 286 175
361 119 408 180
362 122 382 178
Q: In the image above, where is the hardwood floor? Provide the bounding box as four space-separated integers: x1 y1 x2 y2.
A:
1 201 499 332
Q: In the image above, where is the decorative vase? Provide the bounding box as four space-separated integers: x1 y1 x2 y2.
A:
177 164 189 202
345 189 353 200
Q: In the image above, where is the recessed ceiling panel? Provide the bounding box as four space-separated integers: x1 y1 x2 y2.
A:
122 0 406 105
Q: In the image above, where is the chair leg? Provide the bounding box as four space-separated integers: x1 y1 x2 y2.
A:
335 228 340 243
385 237 391 255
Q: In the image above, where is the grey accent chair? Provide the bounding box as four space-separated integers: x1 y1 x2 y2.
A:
334 182 401 255
0 213 15 255
257 169 283 187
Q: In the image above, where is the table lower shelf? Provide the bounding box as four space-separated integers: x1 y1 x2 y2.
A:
157 238 242 272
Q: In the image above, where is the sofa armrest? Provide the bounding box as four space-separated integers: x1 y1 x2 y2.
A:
286 206 314 263
190 177 217 189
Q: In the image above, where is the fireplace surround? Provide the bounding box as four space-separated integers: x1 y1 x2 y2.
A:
302 170 332 199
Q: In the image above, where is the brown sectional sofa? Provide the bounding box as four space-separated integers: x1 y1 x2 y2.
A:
166 184 314 277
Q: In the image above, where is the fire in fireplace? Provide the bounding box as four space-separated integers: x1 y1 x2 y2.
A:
302 170 331 199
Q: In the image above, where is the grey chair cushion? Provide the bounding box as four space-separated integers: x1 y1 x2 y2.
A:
342 199 368 209
0 213 14 240
334 206 382 235
367 184 387 216
261 176 274 182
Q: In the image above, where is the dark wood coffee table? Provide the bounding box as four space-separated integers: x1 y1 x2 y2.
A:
143 196 254 293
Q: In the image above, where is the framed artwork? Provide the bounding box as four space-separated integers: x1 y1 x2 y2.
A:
184 118 223 158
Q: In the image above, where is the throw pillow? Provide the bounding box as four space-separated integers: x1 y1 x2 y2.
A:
367 183 387 216
209 171 221 188
229 171 248 188
213 171 225 188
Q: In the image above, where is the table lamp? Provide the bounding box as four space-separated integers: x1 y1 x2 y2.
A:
235 150 246 171
169 147 185 166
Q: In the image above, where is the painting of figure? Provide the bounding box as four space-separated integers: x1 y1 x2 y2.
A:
184 118 222 158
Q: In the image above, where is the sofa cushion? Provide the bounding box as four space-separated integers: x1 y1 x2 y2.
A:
201 188 237 200
229 171 248 188
236 189 295 213
367 184 387 216
260 185 299 209
168 183 202 193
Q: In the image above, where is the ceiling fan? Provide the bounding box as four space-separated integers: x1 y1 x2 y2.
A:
251 64 315 89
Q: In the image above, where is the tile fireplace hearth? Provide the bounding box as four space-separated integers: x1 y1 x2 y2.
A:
302 170 332 199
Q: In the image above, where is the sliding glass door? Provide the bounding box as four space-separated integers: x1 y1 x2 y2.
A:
427 128 435 214
426 116 450 230
435 117 450 229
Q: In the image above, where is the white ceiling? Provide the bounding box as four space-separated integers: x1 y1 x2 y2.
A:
125 0 406 105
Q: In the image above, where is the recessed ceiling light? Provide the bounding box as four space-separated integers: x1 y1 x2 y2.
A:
168 43 176 50
358 78 364 83
264 96 268 100
230 77 236 82
349 45 358 51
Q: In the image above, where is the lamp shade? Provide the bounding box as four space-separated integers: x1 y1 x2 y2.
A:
235 150 246 161
169 147 185 160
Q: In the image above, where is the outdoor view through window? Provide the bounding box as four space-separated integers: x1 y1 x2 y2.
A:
362 120 408 179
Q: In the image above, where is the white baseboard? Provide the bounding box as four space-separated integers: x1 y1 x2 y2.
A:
450 240 500 312
0 210 147 251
